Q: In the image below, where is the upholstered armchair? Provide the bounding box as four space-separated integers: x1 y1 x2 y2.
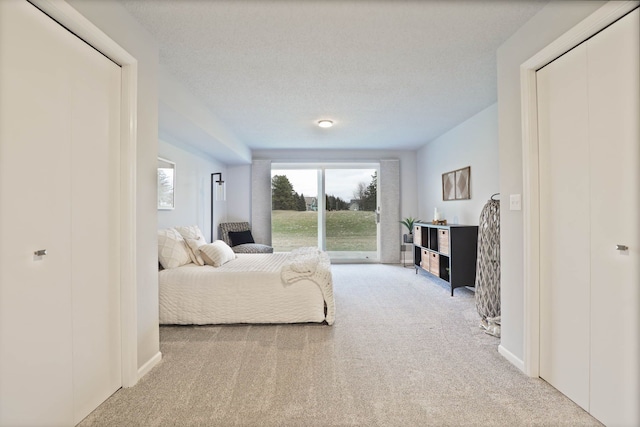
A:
219 222 274 254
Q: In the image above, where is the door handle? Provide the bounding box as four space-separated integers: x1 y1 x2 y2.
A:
34 249 47 256
616 245 628 251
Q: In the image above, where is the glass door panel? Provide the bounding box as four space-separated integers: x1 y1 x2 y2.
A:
325 168 378 261
271 168 318 252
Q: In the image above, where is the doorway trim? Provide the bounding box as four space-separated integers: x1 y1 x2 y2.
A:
520 0 638 377
31 0 139 387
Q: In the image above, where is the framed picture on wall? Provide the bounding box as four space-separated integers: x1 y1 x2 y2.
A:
442 171 456 201
158 157 175 210
442 166 471 201
455 166 471 200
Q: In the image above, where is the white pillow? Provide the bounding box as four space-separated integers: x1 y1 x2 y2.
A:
158 228 192 269
199 240 236 267
185 237 206 266
174 225 207 265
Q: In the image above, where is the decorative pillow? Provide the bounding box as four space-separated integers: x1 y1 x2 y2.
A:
175 225 207 264
228 230 255 246
158 228 192 269
199 240 236 267
185 237 206 266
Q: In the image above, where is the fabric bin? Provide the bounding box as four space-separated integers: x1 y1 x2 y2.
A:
421 249 430 271
438 229 449 255
429 252 440 276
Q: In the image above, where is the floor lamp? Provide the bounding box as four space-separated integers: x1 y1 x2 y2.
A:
210 172 226 242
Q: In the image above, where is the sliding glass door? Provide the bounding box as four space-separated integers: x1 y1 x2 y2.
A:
324 168 378 260
271 163 379 261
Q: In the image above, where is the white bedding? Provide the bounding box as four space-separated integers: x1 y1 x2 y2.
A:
159 252 334 325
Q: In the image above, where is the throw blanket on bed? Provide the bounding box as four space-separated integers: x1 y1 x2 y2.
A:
281 247 335 325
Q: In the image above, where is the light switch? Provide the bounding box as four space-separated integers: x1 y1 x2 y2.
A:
510 194 521 211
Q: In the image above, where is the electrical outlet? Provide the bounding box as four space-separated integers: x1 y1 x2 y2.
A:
510 194 521 211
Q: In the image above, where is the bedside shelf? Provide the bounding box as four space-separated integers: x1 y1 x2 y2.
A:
413 223 478 296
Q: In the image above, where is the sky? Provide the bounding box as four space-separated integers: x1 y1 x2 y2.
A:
271 168 376 201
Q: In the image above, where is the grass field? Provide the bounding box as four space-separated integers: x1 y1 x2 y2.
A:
272 210 377 252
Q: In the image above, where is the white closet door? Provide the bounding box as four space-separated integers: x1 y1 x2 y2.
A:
0 2 75 424
538 8 639 426
537 43 591 411
68 13 122 425
0 1 121 425
587 9 639 426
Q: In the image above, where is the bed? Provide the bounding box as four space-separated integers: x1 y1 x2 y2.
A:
159 249 335 325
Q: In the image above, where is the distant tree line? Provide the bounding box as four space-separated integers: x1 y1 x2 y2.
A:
325 194 349 211
271 172 377 212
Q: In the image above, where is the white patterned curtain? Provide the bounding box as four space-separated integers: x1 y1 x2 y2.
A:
380 159 400 263
251 159 272 245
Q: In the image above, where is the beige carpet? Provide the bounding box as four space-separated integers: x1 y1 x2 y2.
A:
80 264 601 426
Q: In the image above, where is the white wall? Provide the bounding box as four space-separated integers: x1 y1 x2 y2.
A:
158 68 251 165
226 164 252 225
497 0 606 366
416 103 499 226
158 137 227 242
66 0 161 371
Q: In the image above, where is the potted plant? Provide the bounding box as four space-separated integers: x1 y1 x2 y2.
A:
400 217 421 243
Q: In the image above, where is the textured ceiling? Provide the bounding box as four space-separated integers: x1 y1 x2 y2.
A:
120 0 547 151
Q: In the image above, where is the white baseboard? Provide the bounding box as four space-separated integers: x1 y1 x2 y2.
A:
498 344 525 373
137 351 162 381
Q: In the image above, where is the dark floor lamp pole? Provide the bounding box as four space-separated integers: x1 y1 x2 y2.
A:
210 173 214 243
211 172 224 243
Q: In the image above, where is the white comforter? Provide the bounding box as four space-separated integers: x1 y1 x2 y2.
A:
159 250 335 325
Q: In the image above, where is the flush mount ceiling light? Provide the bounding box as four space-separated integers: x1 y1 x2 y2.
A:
317 120 334 128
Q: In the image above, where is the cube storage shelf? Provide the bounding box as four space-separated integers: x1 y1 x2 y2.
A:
413 222 478 296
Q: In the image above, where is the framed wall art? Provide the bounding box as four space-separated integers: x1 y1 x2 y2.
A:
442 166 471 201
442 171 456 201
